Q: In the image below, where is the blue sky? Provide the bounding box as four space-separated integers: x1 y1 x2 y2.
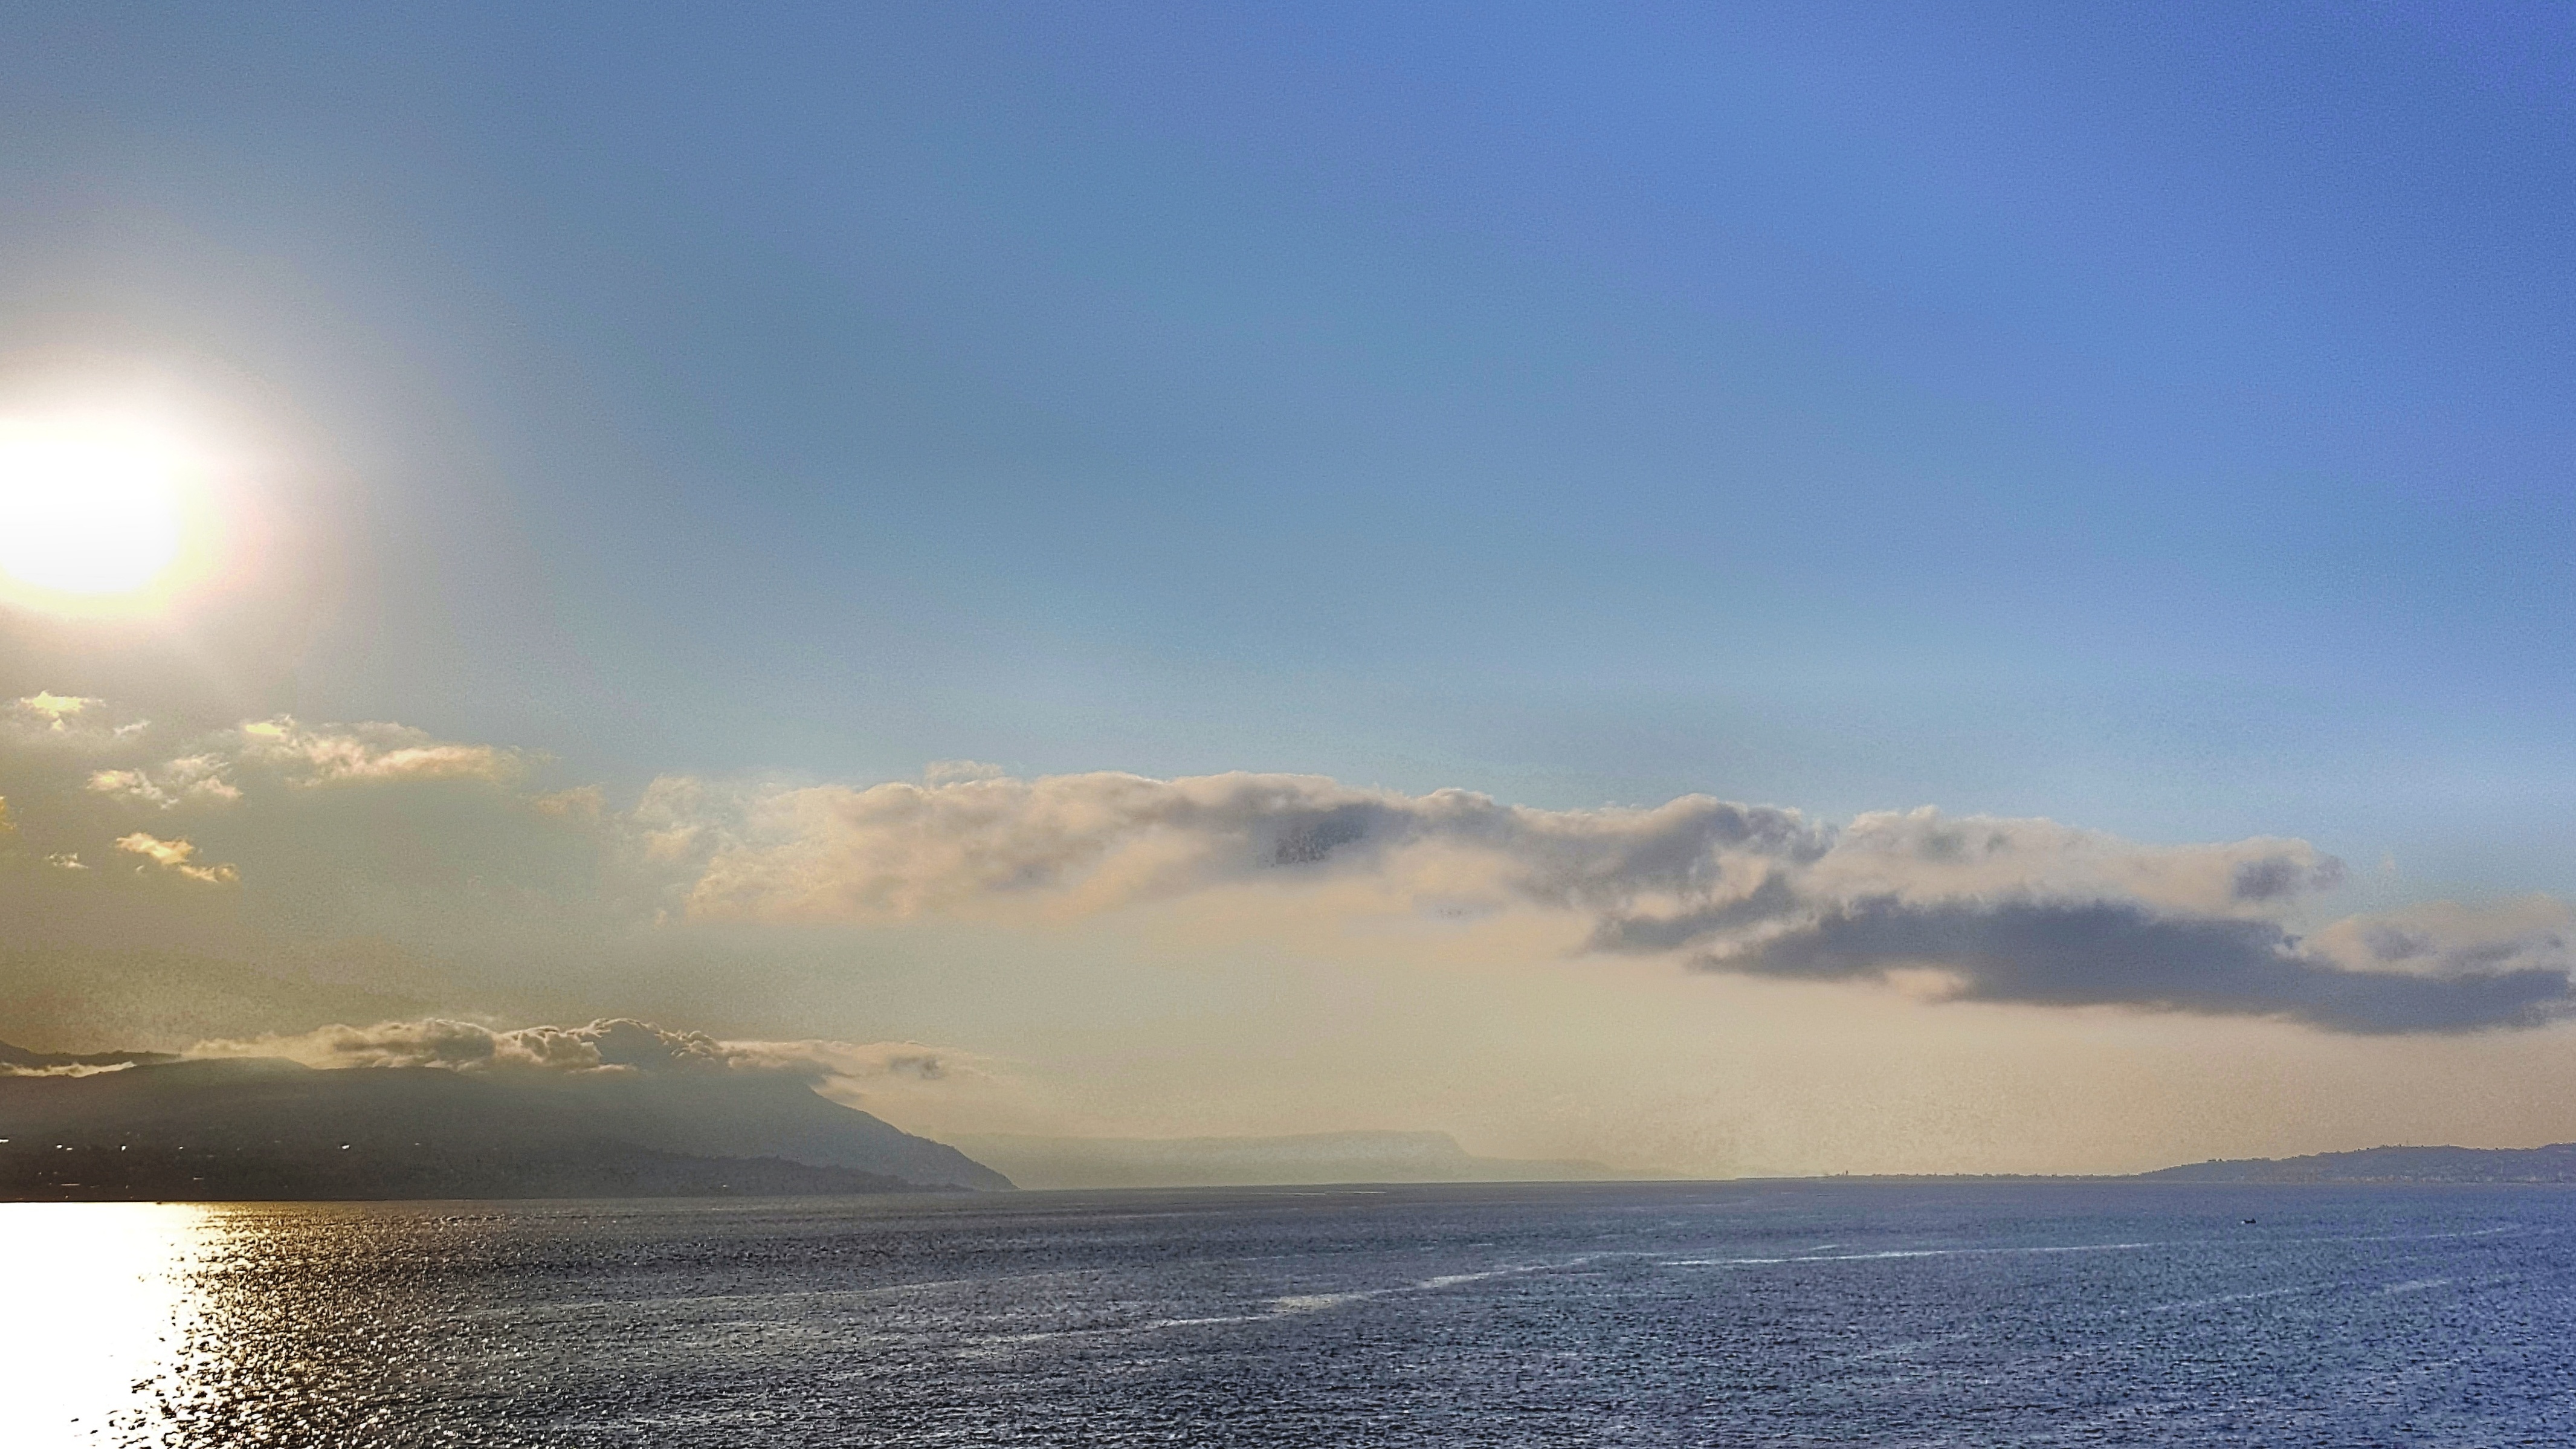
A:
18 4 2576 1171
8 2 2575 891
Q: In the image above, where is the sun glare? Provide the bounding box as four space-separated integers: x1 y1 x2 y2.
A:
0 415 196 604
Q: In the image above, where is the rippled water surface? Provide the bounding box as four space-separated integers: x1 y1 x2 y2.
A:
6 1182 2576 1445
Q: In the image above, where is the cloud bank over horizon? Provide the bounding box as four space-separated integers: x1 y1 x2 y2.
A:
5 692 2572 1037
644 770 2566 1034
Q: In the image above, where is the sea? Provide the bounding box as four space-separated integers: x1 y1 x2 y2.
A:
5 1180 2573 1447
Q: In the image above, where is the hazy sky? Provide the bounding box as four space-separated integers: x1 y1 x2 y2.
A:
4 4 2576 1175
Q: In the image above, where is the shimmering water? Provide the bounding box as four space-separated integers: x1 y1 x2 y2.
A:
5 1182 2575 1446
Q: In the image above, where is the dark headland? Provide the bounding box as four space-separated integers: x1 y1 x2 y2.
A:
0 1045 1011 1201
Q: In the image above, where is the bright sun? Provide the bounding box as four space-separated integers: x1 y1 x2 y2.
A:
0 416 193 601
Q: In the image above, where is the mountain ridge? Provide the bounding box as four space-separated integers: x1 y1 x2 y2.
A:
0 1047 1012 1199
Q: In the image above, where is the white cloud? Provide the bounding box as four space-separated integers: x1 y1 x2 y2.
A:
15 691 99 729
231 715 522 785
88 755 241 808
6 691 146 746
112 831 237 885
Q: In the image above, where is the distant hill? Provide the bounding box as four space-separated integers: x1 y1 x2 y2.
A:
2137 1142 2576 1184
0 1050 1012 1200
951 1129 1641 1189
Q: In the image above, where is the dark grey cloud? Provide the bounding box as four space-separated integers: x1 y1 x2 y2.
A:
1583 873 1806 954
2233 853 2346 902
1713 897 2573 1034
638 770 2573 1035
673 772 1832 921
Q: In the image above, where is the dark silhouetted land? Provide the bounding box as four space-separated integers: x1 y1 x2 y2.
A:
0 1050 1010 1200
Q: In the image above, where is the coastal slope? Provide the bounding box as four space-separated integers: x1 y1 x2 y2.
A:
0 1051 1012 1199
2137 1142 2576 1184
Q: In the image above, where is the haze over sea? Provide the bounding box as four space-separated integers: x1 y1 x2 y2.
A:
7 1181 2571 1447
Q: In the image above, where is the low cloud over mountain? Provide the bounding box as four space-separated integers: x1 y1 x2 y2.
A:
189 1016 985 1096
1 1016 1011 1199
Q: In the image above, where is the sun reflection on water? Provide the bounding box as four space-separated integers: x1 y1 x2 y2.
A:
0 1202 215 1447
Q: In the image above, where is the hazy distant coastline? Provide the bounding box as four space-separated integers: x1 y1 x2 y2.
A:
950 1130 1654 1190
13 1039 2576 1200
